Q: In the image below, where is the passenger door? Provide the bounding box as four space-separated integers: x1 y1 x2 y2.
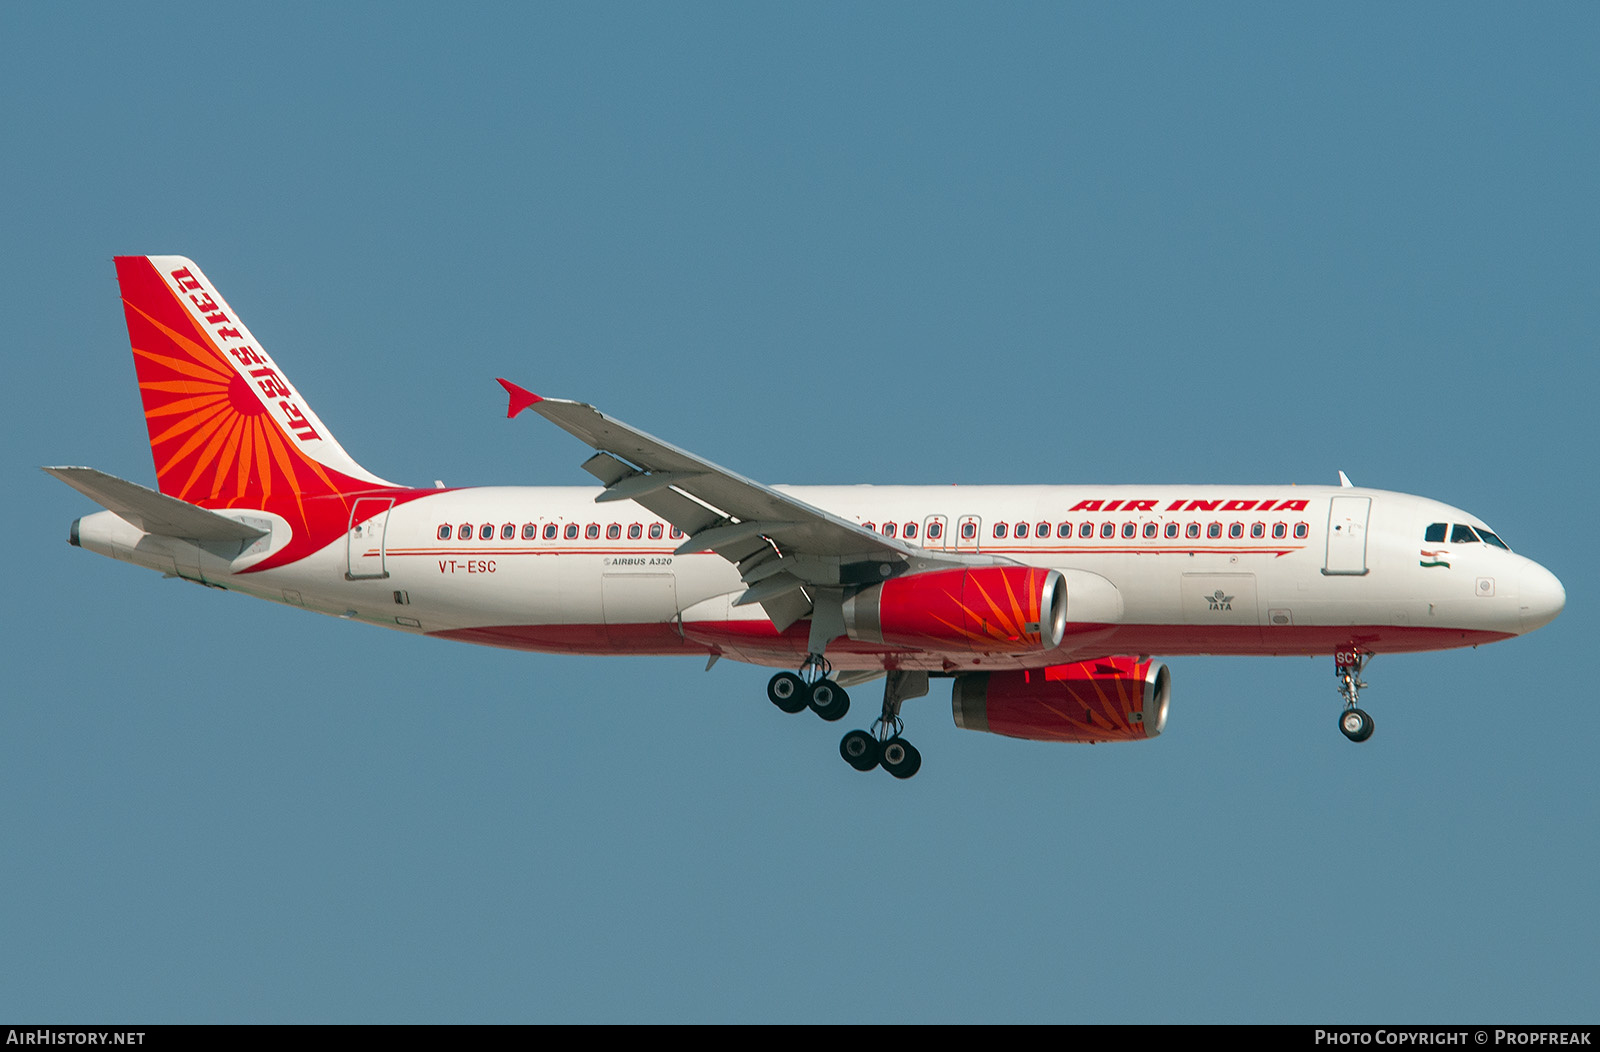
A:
1324 497 1372 576
346 498 394 580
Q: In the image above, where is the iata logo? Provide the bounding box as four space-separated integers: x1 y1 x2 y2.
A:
1205 590 1234 611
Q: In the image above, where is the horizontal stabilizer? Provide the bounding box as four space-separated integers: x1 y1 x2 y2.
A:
43 467 267 542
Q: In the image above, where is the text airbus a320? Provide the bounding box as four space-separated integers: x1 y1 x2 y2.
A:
48 256 1566 778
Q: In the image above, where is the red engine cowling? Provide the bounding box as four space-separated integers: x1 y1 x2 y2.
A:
951 656 1170 742
843 566 1067 654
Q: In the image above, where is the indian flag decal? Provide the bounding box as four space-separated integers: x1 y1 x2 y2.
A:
1420 549 1450 569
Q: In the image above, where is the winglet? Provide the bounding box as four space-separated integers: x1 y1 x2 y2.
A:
1338 470 1355 488
497 378 543 418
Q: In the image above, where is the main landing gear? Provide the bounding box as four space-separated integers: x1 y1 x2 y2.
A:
767 654 850 722
839 670 929 780
772 597 934 777
766 663 930 778
1335 649 1375 743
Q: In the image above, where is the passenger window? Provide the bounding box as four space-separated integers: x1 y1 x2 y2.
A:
586 524 600 540
1058 522 1071 538
480 524 494 541
1122 522 1136 538
628 524 642 540
904 522 918 539
1015 522 1028 539
927 522 943 540
1037 521 1050 538
1165 522 1179 539
649 523 664 539
459 523 473 540
1424 522 1448 543
1186 522 1201 539
437 524 452 541
883 522 897 538
1273 522 1287 539
1251 522 1265 539
863 521 876 532
522 523 537 540
501 523 515 540
565 524 579 540
1144 522 1158 538
544 524 559 540
1451 524 1480 544
1207 523 1222 539
1079 522 1093 539
1100 522 1115 539
961 522 976 540
994 523 1008 539
670 526 683 539
607 524 621 540
1229 523 1243 539
1294 523 1308 539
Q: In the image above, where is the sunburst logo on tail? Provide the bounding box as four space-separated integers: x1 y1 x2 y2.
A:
113 256 423 572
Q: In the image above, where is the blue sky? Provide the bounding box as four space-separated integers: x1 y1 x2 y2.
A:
3 3 1595 1022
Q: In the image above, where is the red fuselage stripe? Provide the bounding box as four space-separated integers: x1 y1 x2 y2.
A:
428 621 1514 663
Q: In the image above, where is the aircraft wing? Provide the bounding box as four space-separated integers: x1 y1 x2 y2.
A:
498 380 970 630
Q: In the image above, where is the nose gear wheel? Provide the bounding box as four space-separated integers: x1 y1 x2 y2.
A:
1339 707 1375 742
1335 649 1375 743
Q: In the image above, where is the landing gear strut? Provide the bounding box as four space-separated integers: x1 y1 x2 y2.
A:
767 654 850 722
840 670 928 779
1335 649 1375 743
766 630 929 776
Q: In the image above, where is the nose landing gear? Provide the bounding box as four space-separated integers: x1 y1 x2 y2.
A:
1340 707 1375 742
1335 649 1375 743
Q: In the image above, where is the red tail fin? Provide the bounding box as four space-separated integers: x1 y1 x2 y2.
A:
114 256 405 568
115 255 394 507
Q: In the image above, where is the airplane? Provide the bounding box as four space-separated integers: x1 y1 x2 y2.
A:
47 256 1566 778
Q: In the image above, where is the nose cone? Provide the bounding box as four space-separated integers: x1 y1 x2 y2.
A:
1518 561 1565 634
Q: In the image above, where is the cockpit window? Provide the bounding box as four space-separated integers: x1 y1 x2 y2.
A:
1424 523 1447 543
1451 524 1480 544
1477 528 1509 550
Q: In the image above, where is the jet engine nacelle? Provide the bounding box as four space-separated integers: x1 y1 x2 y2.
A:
843 566 1067 654
951 656 1171 742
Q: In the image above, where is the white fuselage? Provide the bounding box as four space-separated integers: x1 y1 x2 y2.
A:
72 483 1565 672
